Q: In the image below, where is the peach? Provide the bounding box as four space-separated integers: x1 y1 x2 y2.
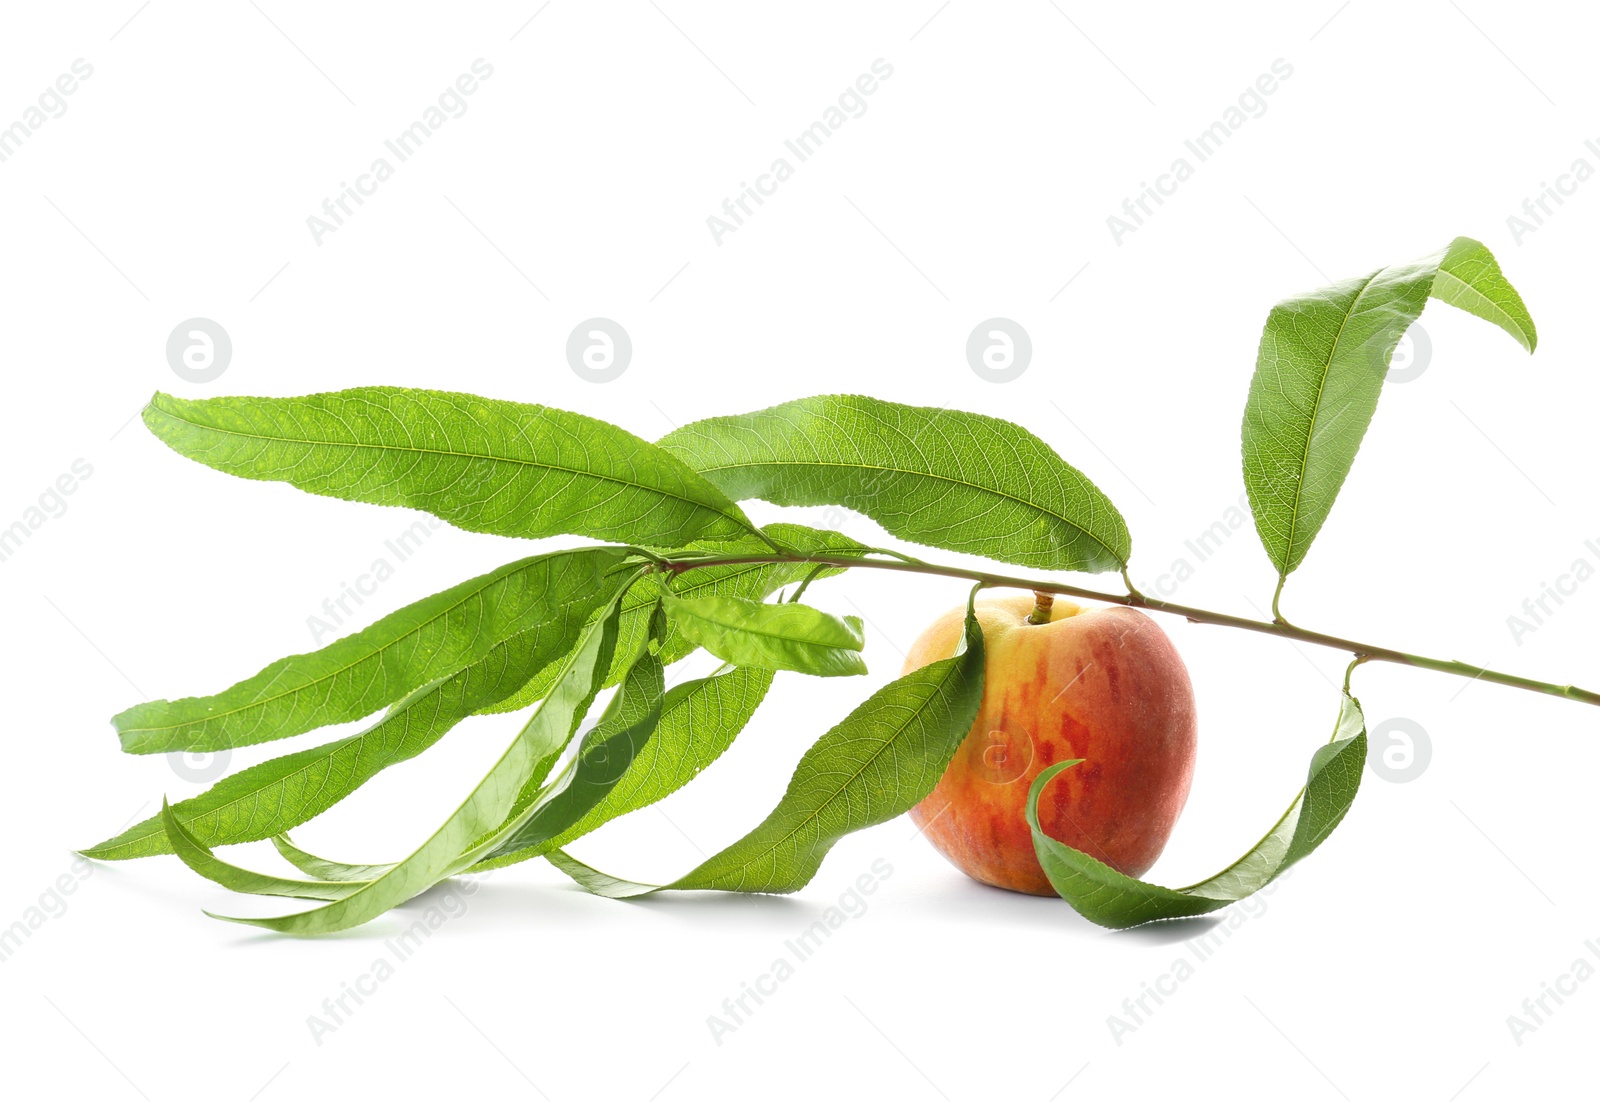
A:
906 592 1197 895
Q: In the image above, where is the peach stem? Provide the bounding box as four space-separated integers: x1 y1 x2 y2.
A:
1027 592 1054 625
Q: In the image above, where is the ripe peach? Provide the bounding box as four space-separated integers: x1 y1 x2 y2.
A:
906 592 1197 895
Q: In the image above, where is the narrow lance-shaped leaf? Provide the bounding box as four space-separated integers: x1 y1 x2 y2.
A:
82 553 619 861
115 547 625 755
470 664 775 872
243 612 671 893
475 605 665 847
144 387 763 548
1242 237 1536 580
474 612 667 862
252 560 825 877
477 522 863 717
1028 692 1366 929
272 835 393 883
660 395 1131 573
201 574 639 935
665 594 867 678
158 800 368 902
548 588 986 899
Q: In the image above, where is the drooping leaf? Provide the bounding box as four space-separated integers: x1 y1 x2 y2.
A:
546 849 645 898
665 594 867 678
659 395 1130 573
1242 238 1535 579
478 605 666 842
1029 693 1366 929
476 523 862 716
272 835 394 882
470 664 774 871
1431 237 1538 353
82 562 614 861
546 848 656 898
278 635 720 882
159 800 367 902
115 547 625 755
475 620 666 862
206 576 636 934
144 388 762 548
548 590 986 898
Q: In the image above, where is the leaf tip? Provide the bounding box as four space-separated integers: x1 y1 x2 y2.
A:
77 827 137 862
142 391 177 422
1025 758 1085 831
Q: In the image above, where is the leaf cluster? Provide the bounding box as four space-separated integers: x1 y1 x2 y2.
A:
87 237 1535 931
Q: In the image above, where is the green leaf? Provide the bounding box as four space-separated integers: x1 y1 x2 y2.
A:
158 800 368 902
546 848 647 898
548 590 986 898
272 835 393 882
206 575 636 934
1029 693 1366 929
659 395 1130 573
114 547 625 755
470 664 774 871
665 594 867 678
546 848 656 899
144 388 762 548
476 622 666 862
479 604 671 839
476 523 862 716
1433 237 1538 353
1242 237 1535 579
82 558 615 861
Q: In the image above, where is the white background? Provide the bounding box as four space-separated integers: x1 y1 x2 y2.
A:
2 2 1597 1100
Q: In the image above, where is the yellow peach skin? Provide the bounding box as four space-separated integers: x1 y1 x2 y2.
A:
905 592 1197 896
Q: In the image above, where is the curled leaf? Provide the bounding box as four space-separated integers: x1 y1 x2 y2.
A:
1029 693 1366 929
159 800 367 902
